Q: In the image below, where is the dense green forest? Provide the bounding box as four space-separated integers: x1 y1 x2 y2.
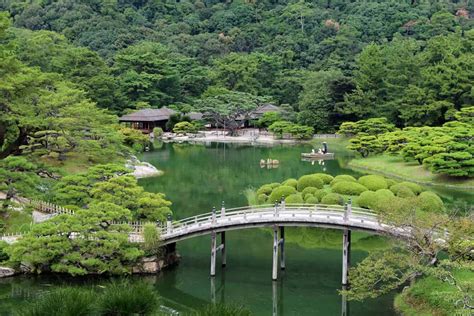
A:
1 0 472 132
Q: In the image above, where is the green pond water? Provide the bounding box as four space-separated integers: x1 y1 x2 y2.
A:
0 140 471 315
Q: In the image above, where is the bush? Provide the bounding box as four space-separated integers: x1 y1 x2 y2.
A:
257 193 268 204
357 191 377 209
314 189 329 201
305 196 319 204
330 175 357 186
152 127 163 137
268 185 297 203
358 175 388 191
418 192 445 213
301 187 318 199
321 193 344 205
386 179 398 187
332 181 368 195
18 287 96 316
269 182 281 189
173 121 198 134
312 173 334 184
0 241 8 262
396 186 416 198
375 189 395 199
285 193 304 204
282 178 298 188
297 175 324 191
98 280 158 315
143 223 161 256
256 185 273 196
400 182 423 195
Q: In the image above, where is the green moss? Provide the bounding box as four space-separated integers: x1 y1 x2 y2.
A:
332 181 368 195
358 175 388 191
297 175 324 191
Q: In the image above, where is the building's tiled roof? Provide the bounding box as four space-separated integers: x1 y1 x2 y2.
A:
253 104 281 114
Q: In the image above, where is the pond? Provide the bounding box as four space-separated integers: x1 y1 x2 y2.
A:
0 140 470 315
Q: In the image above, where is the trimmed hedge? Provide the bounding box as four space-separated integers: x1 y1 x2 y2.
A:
269 182 281 189
257 194 268 204
285 193 304 204
297 175 324 191
396 186 415 198
302 187 318 199
332 181 368 195
321 193 344 205
257 185 273 196
305 196 319 204
357 191 377 209
386 179 398 187
314 189 329 201
358 175 388 191
391 182 423 195
418 192 444 213
330 175 357 186
268 185 297 203
282 178 298 188
312 173 334 184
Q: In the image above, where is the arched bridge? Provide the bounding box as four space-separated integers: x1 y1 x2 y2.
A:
142 202 408 284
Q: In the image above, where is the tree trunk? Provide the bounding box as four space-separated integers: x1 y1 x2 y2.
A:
0 127 29 159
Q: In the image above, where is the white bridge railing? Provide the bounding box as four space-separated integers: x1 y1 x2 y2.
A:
154 203 392 244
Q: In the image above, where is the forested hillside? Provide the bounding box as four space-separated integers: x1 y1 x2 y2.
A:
1 0 473 132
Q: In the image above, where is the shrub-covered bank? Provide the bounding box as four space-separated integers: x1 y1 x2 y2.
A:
251 172 445 213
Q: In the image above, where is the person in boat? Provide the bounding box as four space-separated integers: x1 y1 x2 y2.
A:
318 148 323 154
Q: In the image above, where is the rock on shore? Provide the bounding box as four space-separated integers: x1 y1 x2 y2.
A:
126 156 163 179
0 267 16 278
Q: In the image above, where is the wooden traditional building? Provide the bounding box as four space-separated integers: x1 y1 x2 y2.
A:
119 107 203 133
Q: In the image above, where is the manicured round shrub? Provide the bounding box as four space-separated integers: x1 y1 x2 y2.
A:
282 178 298 188
302 187 318 199
269 182 281 189
321 193 344 205
314 189 329 201
396 186 416 198
304 193 317 202
400 182 423 195
375 189 395 199
358 175 388 191
285 193 304 204
312 173 334 184
332 181 368 195
386 179 398 188
257 185 273 196
257 194 268 204
268 185 297 203
305 196 319 204
297 175 324 191
357 191 377 209
418 192 444 213
330 175 357 186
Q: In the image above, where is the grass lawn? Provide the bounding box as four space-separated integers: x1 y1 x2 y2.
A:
349 155 474 190
394 270 473 316
38 152 125 175
3 211 33 233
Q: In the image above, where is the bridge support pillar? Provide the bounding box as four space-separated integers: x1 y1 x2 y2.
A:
221 232 226 267
342 229 351 285
272 226 279 281
210 231 217 277
280 226 285 270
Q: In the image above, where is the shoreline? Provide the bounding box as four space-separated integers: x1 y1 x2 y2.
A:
127 156 163 178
